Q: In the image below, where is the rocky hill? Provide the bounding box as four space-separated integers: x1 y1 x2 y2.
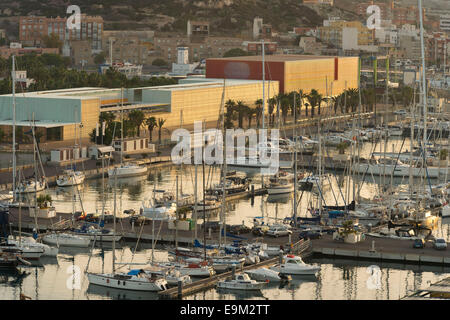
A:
1 0 333 34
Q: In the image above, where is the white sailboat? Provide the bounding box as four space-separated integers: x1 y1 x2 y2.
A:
42 232 91 247
56 169 85 187
108 88 147 178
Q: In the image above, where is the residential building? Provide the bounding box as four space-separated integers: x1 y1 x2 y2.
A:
0 46 59 59
317 20 374 49
19 14 103 49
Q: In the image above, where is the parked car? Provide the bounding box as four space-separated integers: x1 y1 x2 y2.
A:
229 224 251 235
252 225 270 236
413 238 425 249
123 209 136 216
433 238 447 250
129 215 151 226
266 227 292 238
299 230 322 240
85 213 100 223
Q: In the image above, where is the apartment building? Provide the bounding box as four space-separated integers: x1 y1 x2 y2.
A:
19 14 103 49
317 20 373 49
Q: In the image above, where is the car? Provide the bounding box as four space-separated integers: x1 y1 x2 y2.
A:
123 209 136 216
129 215 151 226
229 224 251 235
433 238 447 250
266 227 292 238
299 230 322 240
252 225 270 236
85 213 100 223
102 214 115 224
413 238 425 249
393 109 407 115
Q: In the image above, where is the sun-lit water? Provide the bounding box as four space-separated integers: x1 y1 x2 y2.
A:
4 137 450 300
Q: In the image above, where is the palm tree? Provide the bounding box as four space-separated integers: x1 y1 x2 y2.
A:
157 118 166 144
268 97 276 126
225 99 236 129
145 116 157 142
128 110 145 136
254 99 263 127
245 106 255 128
280 95 290 124
236 100 247 128
307 89 324 118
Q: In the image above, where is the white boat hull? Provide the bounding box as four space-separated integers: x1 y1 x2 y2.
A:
267 185 294 195
16 180 46 194
87 273 168 291
217 281 266 290
56 172 85 187
352 163 448 178
71 232 122 242
245 268 282 282
42 234 91 247
108 166 148 178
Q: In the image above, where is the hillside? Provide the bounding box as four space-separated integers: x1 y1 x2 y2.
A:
1 0 333 34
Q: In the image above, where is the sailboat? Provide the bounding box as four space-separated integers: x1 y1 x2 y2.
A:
108 88 148 178
87 166 168 292
56 169 85 187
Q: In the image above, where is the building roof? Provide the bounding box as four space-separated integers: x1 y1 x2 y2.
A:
207 54 347 62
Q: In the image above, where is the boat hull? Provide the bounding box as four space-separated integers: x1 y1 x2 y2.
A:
42 234 91 247
108 166 148 178
87 273 168 291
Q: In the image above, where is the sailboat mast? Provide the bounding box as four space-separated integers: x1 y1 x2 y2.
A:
121 88 124 166
202 140 206 262
220 80 227 247
418 0 428 192
112 169 117 274
262 39 265 130
293 92 298 227
12 55 16 202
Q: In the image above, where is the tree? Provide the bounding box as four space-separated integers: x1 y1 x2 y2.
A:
280 95 290 124
128 110 145 137
235 100 247 128
94 52 106 65
42 34 62 50
245 106 255 128
225 99 236 129
145 117 157 142
223 48 250 58
268 97 276 126
152 58 168 67
157 118 166 144
306 89 324 118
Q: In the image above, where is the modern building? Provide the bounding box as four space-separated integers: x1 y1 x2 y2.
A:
441 15 450 32
0 78 278 143
205 55 359 95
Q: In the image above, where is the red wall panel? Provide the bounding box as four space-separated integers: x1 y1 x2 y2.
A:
206 59 285 92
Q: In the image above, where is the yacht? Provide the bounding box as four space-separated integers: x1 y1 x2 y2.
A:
71 225 122 242
141 201 177 220
217 273 267 290
157 261 215 278
270 255 320 276
108 163 148 178
267 177 294 195
87 269 168 291
56 170 85 187
42 232 91 247
6 236 58 257
0 243 44 260
15 179 46 194
245 268 286 282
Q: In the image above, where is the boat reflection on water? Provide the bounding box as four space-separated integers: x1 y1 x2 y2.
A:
216 287 267 299
108 175 147 187
267 194 292 204
86 283 160 300
0 268 30 286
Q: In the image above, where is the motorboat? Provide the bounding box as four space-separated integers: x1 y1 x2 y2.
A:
217 273 267 290
208 176 248 196
56 170 85 187
157 261 215 278
7 236 58 257
0 242 44 260
143 266 192 287
141 202 176 220
245 268 288 282
108 164 148 178
193 197 221 212
87 269 168 291
71 225 122 242
15 179 46 194
42 232 91 247
267 177 294 195
270 255 320 276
